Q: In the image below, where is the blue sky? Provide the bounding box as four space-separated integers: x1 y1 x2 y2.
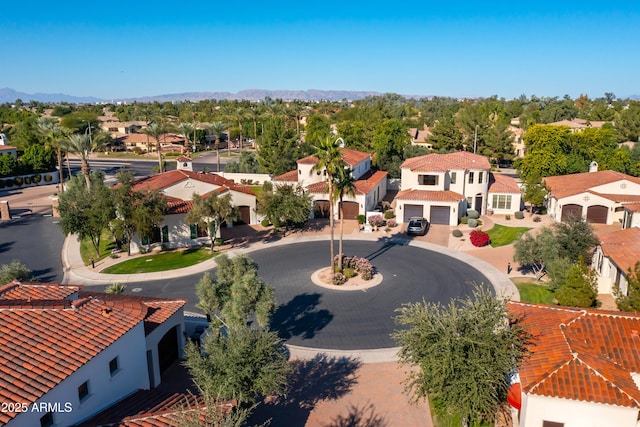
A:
3 1 639 100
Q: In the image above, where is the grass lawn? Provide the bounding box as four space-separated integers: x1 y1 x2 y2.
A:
80 233 118 265
486 224 532 247
102 247 217 274
514 280 556 305
250 185 264 198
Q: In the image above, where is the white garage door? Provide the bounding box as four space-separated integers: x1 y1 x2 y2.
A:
403 204 424 223
430 206 451 225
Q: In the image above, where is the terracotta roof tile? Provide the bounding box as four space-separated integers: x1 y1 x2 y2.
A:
130 170 255 197
272 169 299 182
508 302 640 408
598 228 640 274
353 170 388 195
401 152 491 172
297 148 371 167
395 189 464 203
624 203 640 213
544 170 640 199
488 173 521 194
117 134 185 144
0 284 185 425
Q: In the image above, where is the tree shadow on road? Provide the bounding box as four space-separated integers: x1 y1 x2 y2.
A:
322 402 388 427
271 293 333 340
249 354 362 427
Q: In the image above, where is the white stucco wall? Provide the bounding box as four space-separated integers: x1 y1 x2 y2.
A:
395 199 463 225
145 308 185 388
9 322 149 427
591 179 640 195
520 394 639 427
552 192 616 223
487 192 523 215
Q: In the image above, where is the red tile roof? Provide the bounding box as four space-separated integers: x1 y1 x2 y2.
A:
0 283 185 425
625 203 640 213
508 302 640 408
544 170 640 199
307 181 329 194
353 170 388 195
117 134 185 144
130 170 256 197
598 228 640 274
401 151 491 172
272 169 299 182
488 173 521 194
395 189 464 203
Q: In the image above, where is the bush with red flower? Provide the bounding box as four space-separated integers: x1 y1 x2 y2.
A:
469 229 490 247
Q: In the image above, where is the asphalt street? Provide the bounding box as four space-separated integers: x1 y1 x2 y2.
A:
108 240 491 350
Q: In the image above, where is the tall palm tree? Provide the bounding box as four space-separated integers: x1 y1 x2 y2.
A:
234 107 249 152
333 166 356 271
208 121 226 173
141 122 169 172
177 122 195 154
64 133 101 190
311 137 345 270
36 117 66 190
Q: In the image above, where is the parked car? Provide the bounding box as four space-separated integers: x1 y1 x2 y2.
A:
407 217 429 236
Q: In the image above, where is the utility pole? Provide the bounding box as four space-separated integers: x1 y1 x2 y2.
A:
473 125 478 154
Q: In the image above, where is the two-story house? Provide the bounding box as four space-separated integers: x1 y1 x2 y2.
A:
395 152 522 225
508 302 640 427
272 147 388 219
0 281 186 427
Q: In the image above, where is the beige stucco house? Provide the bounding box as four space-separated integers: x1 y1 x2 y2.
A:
394 152 522 225
273 148 387 219
544 166 640 224
593 227 640 296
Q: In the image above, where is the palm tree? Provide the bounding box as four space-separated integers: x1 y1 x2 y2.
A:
208 121 226 173
36 117 66 190
311 137 345 270
333 166 356 271
64 133 101 190
177 122 195 154
141 122 169 172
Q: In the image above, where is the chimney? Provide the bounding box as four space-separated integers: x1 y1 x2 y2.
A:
589 161 598 173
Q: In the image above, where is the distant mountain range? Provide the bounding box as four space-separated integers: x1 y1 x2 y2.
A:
2 87 638 104
0 87 413 104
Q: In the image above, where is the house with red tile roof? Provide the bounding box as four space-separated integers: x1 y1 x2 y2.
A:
272 147 387 219
0 281 186 427
394 152 522 225
544 166 640 224
507 302 640 427
592 227 640 296
117 133 186 153
127 161 257 252
408 125 433 149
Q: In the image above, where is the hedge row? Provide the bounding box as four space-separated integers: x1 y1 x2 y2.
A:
0 174 52 189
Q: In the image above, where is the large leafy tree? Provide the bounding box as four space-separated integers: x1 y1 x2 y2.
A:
427 115 464 151
513 228 558 280
393 286 530 426
256 117 299 176
186 192 238 252
57 172 115 257
311 137 345 268
555 256 598 307
372 118 410 178
336 120 371 153
516 124 571 182
258 183 311 235
304 114 332 144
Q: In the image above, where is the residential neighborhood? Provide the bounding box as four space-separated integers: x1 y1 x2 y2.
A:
1 91 640 427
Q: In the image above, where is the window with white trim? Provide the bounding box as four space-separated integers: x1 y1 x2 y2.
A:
492 195 512 210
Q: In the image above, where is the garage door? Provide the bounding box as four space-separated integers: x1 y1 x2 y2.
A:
561 204 582 221
339 201 359 220
314 200 330 218
430 206 451 225
237 206 251 224
403 204 424 223
586 205 608 224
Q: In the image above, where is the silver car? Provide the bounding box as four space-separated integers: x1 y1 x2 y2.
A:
407 217 429 236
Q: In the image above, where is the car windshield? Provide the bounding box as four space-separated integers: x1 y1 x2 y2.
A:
409 221 422 227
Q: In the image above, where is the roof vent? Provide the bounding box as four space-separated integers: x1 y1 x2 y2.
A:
589 161 598 173
101 308 112 317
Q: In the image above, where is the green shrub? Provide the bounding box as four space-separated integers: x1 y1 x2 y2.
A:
262 181 273 192
452 229 463 238
467 209 479 219
261 218 271 227
33 174 42 183
460 216 468 224
533 215 541 223
514 211 524 219
13 177 23 186
357 214 366 224
476 219 483 226
44 174 53 182
468 218 478 228
24 176 32 185
343 268 356 279
214 238 224 246
332 272 347 286
505 214 511 220
384 210 395 219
